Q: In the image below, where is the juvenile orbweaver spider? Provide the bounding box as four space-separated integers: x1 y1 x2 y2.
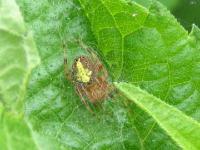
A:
63 40 113 112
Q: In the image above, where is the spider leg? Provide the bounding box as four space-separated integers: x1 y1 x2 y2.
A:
98 64 108 79
93 64 109 88
62 43 72 81
76 39 107 77
76 39 99 61
76 86 94 113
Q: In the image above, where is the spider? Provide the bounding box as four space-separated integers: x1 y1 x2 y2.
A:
63 40 113 112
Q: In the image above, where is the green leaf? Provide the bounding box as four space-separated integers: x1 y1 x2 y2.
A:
79 0 149 80
79 0 200 148
0 111 37 150
17 0 200 149
115 82 200 150
0 106 63 150
0 0 40 110
0 0 48 149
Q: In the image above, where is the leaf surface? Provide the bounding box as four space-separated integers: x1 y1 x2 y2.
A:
115 82 200 150
16 0 200 149
0 0 40 110
0 0 45 149
0 104 62 150
79 0 200 148
0 109 37 150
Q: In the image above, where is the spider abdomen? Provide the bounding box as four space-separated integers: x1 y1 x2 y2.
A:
85 79 109 103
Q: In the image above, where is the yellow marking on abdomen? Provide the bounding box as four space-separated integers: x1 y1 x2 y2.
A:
76 58 92 83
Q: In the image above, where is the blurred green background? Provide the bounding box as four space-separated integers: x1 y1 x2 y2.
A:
158 0 200 31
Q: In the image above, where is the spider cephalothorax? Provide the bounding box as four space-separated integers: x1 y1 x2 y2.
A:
64 41 113 111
